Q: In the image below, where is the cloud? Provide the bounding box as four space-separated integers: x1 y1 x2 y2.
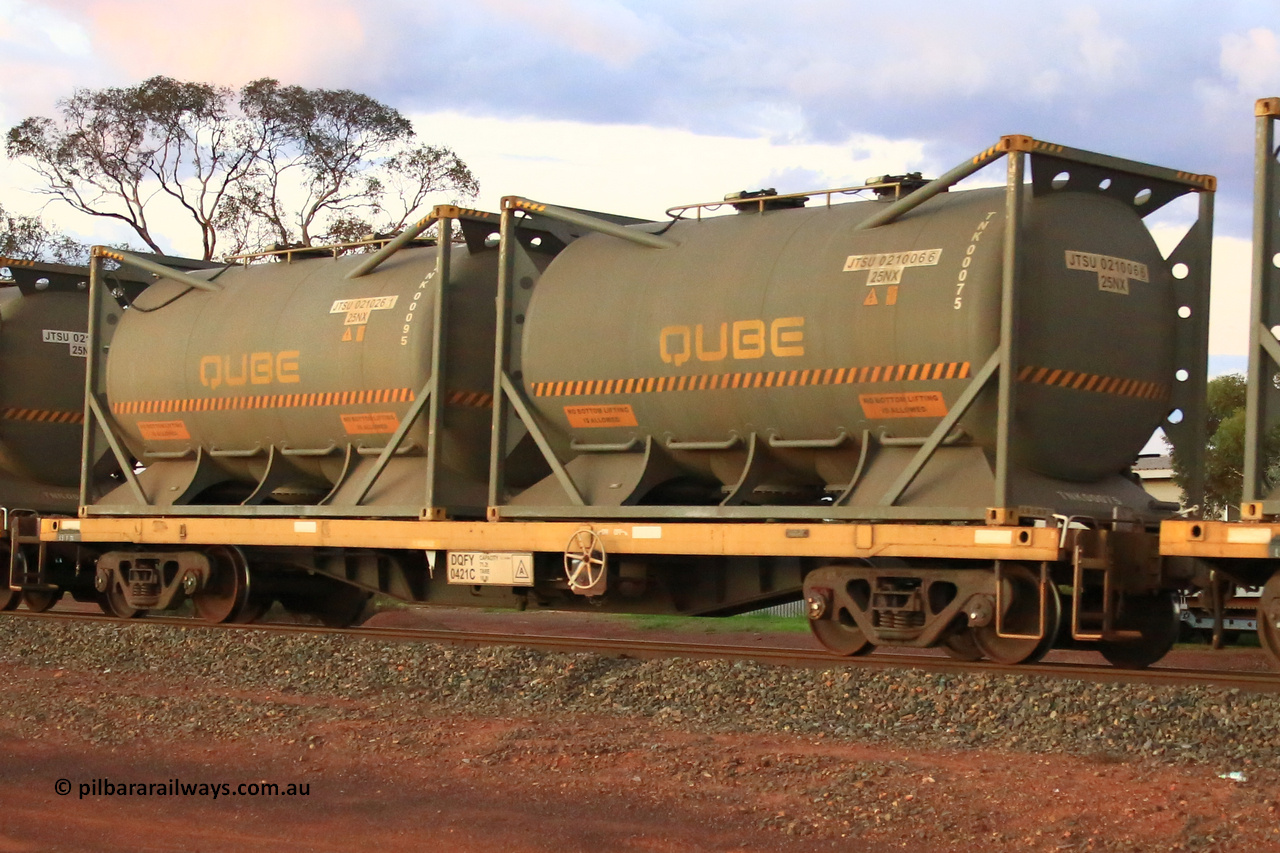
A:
1 0 1276 254
474 0 663 67
1150 219 1250 358
409 110 927 220
0 0 98 124
1206 235 1252 358
364 1 1221 204
0 0 90 56
1065 6 1135 85
43 0 367 87
1220 27 1280 95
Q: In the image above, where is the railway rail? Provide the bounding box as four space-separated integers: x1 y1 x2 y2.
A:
3 608 1275 695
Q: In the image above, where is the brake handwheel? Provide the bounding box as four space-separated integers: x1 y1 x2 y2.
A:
564 528 606 593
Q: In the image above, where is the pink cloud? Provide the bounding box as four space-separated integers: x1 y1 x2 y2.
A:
58 0 368 87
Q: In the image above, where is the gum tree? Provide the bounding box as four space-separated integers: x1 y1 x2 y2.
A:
0 202 91 264
1170 373 1280 518
7 76 478 260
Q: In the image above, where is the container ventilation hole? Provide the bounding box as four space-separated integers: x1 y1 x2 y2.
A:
1177 305 1192 319
1167 409 1184 425
484 232 499 247
1098 178 1112 190
1134 188 1153 205
530 236 543 247
1175 369 1189 382
1171 262 1189 280
1273 252 1280 269
1271 325 1280 340
1051 171 1070 190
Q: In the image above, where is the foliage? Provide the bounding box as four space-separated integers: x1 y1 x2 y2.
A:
0 202 91 264
1170 373 1280 517
7 76 478 260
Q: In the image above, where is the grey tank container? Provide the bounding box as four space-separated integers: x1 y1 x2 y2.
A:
0 285 88 511
514 187 1177 517
101 245 498 514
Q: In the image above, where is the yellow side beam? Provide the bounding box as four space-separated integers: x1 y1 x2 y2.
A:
1161 519 1280 559
44 516 1065 562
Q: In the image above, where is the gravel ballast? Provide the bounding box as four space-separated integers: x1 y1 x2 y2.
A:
0 616 1277 766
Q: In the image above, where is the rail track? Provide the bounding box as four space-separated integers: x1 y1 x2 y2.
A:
3 608 1277 694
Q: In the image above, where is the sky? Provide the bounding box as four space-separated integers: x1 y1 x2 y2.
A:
0 0 1278 369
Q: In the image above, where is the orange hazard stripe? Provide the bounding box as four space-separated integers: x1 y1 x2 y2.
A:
531 361 976 397
444 390 494 409
528 351 1178 403
1018 365 1171 401
106 387 451 416
1 407 84 424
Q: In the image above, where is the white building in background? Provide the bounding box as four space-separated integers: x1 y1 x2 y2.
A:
1133 453 1180 506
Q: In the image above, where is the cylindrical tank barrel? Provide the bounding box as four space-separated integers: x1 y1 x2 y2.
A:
105 246 498 500
0 287 90 490
520 187 1175 489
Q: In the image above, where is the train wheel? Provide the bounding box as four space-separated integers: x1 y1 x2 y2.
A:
192 546 251 624
809 613 874 656
98 578 145 619
315 586 372 628
278 576 371 628
1097 591 1179 669
1257 575 1280 668
233 594 272 625
1 546 21 611
941 629 984 661
972 564 1060 665
22 590 62 612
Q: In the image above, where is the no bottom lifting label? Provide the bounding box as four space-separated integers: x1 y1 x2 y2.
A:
858 392 948 419
564 404 638 428
136 420 191 441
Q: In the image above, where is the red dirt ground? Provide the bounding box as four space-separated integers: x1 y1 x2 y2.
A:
0 609 1277 851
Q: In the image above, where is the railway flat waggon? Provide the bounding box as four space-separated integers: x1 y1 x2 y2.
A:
32 132 1220 670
